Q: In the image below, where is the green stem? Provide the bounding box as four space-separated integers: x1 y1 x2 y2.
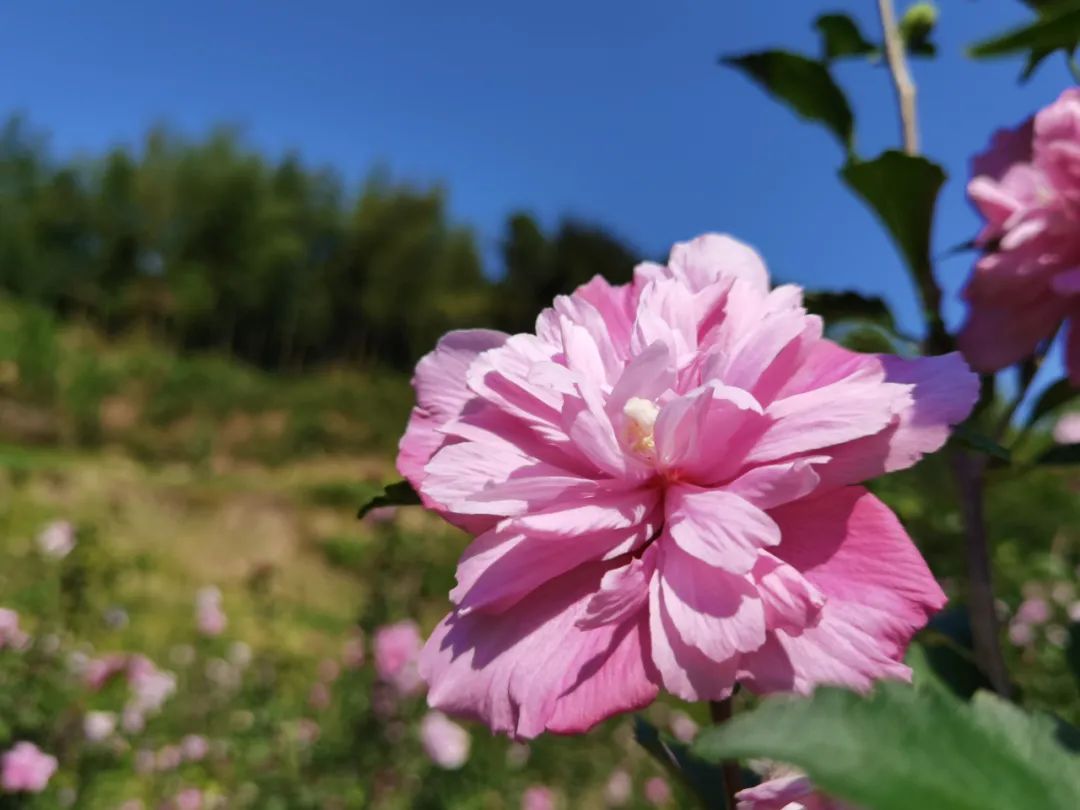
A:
709 699 741 809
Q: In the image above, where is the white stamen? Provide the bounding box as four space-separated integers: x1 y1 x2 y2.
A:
623 397 659 454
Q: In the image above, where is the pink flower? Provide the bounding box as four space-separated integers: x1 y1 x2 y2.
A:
342 632 366 669
308 682 331 710
644 776 671 806
737 773 858 810
81 653 128 690
959 88 1080 384
521 786 556 810
419 711 471 769
0 608 29 651
181 734 209 762
170 788 203 810
1 742 58 793
1016 597 1051 626
1054 412 1080 444
400 235 974 737
604 770 633 806
36 520 76 559
195 587 226 637
83 711 117 742
373 621 423 696
669 709 699 743
126 655 177 715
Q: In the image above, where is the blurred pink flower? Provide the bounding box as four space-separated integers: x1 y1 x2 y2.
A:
669 710 699 743
521 785 556 810
195 587 227 637
374 621 423 695
364 506 398 525
0 608 29 651
1069 601 1080 623
296 718 321 746
156 745 182 772
126 655 177 715
1054 412 1080 444
737 773 858 810
1016 597 1051 626
1008 621 1035 647
604 770 633 807
1 742 58 793
341 632 366 669
83 711 117 742
308 682 331 710
170 788 203 810
36 520 76 559
644 776 671 806
134 749 155 775
82 653 128 690
181 735 209 762
419 711 471 769
404 235 973 737
959 89 1080 384
317 658 341 683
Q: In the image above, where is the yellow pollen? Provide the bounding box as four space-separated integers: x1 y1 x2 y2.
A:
623 397 659 454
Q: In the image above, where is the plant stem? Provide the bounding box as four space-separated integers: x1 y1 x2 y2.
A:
709 699 741 809
950 451 1012 697
877 0 919 155
875 0 1011 697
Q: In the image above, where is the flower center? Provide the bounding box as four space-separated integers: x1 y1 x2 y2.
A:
623 397 659 454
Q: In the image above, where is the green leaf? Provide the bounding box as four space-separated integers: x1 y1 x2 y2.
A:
841 152 946 284
634 716 728 810
356 480 420 519
814 14 878 61
693 683 1080 810
802 291 896 330
721 51 854 150
952 422 1012 462
1038 443 1080 465
1026 378 1079 426
968 5 1080 75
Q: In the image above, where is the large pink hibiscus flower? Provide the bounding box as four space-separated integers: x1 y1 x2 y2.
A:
399 234 977 738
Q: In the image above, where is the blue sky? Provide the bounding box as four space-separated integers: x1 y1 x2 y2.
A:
0 1 1069 344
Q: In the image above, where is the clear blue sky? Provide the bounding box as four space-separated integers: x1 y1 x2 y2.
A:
0 1 1070 344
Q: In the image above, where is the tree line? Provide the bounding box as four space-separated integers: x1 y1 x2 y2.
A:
0 116 640 371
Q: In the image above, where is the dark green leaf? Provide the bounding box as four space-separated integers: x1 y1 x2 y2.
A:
634 716 728 810
952 422 1012 462
721 51 854 149
1026 378 1079 426
802 291 896 330
907 609 993 700
814 14 878 61
357 480 420 519
1068 622 1080 685
969 6 1080 61
1038 443 1080 465
840 152 945 289
693 683 1080 810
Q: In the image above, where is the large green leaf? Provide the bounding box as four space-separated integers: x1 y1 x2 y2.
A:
633 716 728 810
357 479 420 518
841 152 946 283
969 4 1080 80
721 51 854 150
693 684 1080 810
814 14 878 61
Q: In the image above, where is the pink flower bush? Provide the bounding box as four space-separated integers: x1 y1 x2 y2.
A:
419 710 471 769
1 742 58 793
736 773 858 810
398 234 976 737
960 88 1080 383
373 620 423 696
